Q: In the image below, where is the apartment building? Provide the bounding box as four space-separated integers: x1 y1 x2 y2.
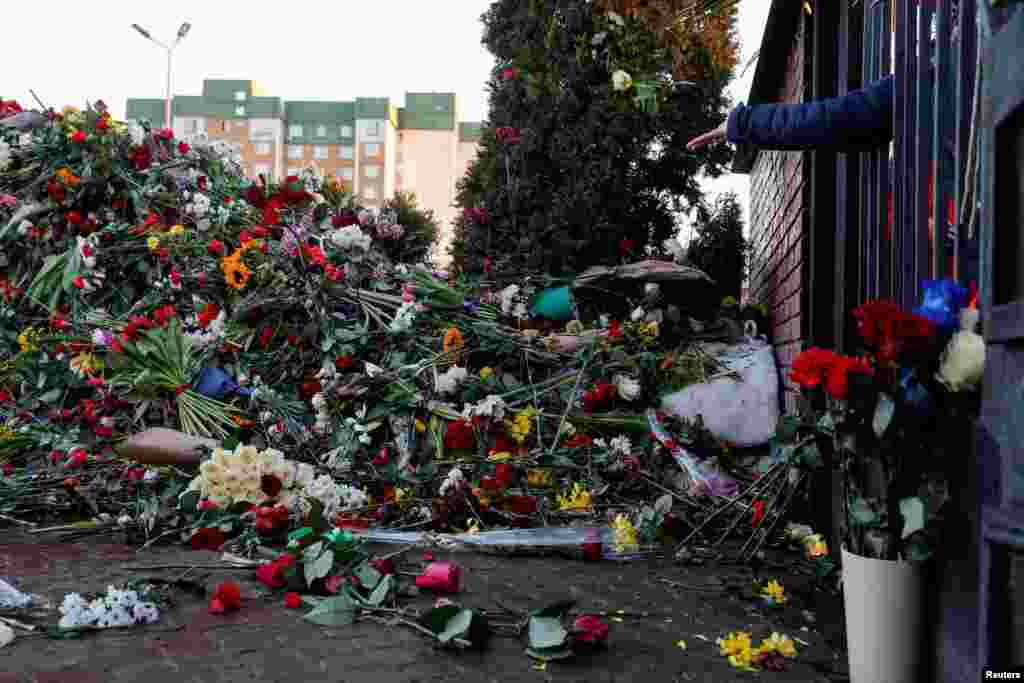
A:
126 79 482 261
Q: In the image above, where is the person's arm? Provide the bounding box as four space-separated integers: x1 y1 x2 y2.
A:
725 75 894 152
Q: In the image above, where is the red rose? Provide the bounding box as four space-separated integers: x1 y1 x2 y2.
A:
190 527 226 551
65 211 83 225
72 276 86 290
564 434 594 449
244 185 266 208
177 142 190 155
239 231 251 245
751 500 766 528
444 420 475 450
71 131 87 143
370 558 396 576
495 463 514 485
260 475 284 498
415 561 461 594
573 615 610 644
63 476 81 489
157 128 174 140
824 355 874 401
3 464 14 477
372 448 390 467
252 226 269 238
210 581 242 614
324 576 348 594
789 347 840 391
208 239 226 255
283 592 303 609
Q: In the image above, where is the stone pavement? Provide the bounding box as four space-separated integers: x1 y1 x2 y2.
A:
0 530 847 682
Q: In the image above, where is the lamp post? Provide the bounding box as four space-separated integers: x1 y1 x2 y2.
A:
131 22 191 131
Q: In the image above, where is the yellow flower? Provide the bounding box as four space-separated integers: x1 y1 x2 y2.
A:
718 631 753 657
414 419 427 433
611 513 638 553
803 534 828 559
479 366 494 381
147 236 160 251
16 327 41 354
168 224 185 235
761 580 787 604
69 352 103 377
728 648 757 671
527 468 552 487
487 451 512 461
62 106 80 116
222 253 252 290
504 406 538 445
759 632 797 658
557 483 593 512
0 425 15 440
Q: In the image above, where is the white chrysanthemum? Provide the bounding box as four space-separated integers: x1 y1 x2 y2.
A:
330 225 372 251
499 285 520 314
389 301 418 333
435 366 468 395
609 435 633 456
440 467 465 496
614 375 642 402
612 70 633 92
938 308 986 391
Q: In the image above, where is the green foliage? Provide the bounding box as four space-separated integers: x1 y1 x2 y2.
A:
685 191 747 302
375 191 440 265
456 0 734 275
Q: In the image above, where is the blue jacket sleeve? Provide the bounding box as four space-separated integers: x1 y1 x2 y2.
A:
726 75 894 152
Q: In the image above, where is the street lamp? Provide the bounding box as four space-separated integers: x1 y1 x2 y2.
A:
131 22 191 131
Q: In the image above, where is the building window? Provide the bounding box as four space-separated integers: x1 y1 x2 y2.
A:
363 187 377 200
316 125 327 137
365 121 382 137
365 143 380 156
255 142 272 155
313 146 328 160
341 125 353 138
288 167 301 177
253 163 271 178
288 124 303 138
235 91 246 101
340 146 354 160
235 106 245 116
364 164 380 179
288 145 304 160
183 118 200 135
341 168 354 181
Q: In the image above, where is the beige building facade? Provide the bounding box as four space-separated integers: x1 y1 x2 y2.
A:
128 80 481 264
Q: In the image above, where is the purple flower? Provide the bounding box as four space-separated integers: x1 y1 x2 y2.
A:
92 329 114 347
463 299 481 315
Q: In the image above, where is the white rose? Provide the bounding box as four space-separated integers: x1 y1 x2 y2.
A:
614 374 642 402
937 308 986 391
612 70 633 92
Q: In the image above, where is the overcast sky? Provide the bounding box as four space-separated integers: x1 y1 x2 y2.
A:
4 0 767 234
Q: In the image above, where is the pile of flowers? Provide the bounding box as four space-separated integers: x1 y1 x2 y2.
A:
718 630 799 672
57 585 160 630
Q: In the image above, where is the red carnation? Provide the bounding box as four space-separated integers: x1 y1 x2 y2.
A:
209 581 242 614
71 130 87 143
190 527 226 551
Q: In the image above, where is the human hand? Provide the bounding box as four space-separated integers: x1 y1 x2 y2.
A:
686 121 727 151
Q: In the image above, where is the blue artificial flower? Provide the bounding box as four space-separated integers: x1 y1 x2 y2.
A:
195 367 252 400
915 279 969 334
900 368 932 420
463 299 481 315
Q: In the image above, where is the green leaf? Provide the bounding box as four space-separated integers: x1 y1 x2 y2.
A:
423 605 462 634
848 497 879 526
438 608 474 644
528 616 568 651
525 646 574 662
899 497 926 539
178 491 200 514
304 545 334 586
38 389 62 404
873 394 896 437
365 574 394 607
353 562 383 592
303 594 357 627
795 443 822 469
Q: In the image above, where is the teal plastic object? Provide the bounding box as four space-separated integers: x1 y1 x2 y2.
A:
530 285 575 321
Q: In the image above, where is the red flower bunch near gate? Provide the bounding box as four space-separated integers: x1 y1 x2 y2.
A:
495 127 521 145
0 100 23 118
789 348 873 401
852 300 935 363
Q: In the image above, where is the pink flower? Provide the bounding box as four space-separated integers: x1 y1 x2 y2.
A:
415 561 461 594
0 195 17 207
573 615 609 644
283 592 303 609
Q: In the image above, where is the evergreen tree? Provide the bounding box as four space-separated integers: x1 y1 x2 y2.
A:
685 191 747 303
454 0 736 275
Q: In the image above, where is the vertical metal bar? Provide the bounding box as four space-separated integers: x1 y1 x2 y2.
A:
957 0 979 287
894 0 908 309
934 0 954 280
915 1 936 300
862 2 878 300
879 0 893 299
870 1 882 299
903 0 919 310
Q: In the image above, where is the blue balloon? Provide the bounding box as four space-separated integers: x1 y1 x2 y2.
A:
914 278 969 334
195 367 252 400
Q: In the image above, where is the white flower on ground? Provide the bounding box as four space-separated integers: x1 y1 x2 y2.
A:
436 366 468 395
614 374 642 401
612 70 633 92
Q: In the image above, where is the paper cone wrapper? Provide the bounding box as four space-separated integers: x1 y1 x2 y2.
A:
841 548 926 683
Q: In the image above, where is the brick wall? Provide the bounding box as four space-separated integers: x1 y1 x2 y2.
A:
745 24 806 414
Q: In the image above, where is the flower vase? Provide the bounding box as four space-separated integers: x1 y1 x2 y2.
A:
841 548 926 683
